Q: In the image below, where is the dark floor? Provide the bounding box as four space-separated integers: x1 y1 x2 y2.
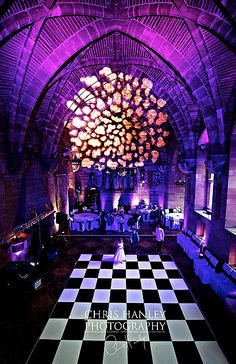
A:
0 229 235 364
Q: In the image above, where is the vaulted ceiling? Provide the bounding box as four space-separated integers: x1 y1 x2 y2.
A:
0 0 236 165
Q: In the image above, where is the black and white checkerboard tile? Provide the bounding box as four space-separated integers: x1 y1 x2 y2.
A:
27 254 228 364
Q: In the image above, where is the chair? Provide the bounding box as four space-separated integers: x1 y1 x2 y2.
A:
184 238 201 260
194 250 212 282
71 220 79 230
142 211 150 222
93 217 100 229
77 220 85 232
134 215 141 230
179 219 184 231
214 269 236 300
210 263 233 294
86 219 94 231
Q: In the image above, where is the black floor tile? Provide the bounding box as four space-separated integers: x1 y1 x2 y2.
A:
89 302 109 320
174 290 195 303
78 341 104 364
62 319 86 340
139 270 154 278
112 270 126 278
110 290 126 303
84 269 99 278
76 289 95 302
147 320 171 341
173 342 203 364
126 279 142 289
142 290 160 303
65 278 83 289
50 302 74 318
166 269 182 278
155 279 172 289
186 320 215 341
128 341 153 363
75 261 89 269
126 262 139 269
162 303 185 319
27 340 60 364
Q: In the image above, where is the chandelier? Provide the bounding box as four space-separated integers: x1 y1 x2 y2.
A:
66 67 169 169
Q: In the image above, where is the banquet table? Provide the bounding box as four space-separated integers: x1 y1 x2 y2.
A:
71 213 100 231
164 212 184 229
105 213 132 232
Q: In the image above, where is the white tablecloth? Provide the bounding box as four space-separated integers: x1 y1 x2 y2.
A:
164 213 184 229
106 214 132 232
72 213 99 231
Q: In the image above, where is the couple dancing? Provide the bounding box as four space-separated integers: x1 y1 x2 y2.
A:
113 227 140 263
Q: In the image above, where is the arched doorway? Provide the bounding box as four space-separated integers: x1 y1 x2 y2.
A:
84 186 101 211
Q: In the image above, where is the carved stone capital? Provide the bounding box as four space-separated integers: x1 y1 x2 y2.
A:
156 164 168 175
40 154 58 174
7 152 32 174
177 158 196 175
204 155 227 180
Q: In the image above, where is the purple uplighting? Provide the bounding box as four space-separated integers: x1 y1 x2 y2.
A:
0 1 236 363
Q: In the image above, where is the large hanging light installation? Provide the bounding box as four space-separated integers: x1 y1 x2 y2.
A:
65 67 169 169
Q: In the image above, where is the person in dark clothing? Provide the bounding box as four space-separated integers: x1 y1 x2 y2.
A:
130 228 139 253
100 210 106 232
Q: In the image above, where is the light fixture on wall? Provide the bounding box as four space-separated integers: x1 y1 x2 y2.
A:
175 173 185 185
175 179 185 186
71 155 82 172
140 168 145 187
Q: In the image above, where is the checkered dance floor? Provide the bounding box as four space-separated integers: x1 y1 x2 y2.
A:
27 254 228 364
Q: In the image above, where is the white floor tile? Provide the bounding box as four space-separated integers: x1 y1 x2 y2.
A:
126 320 149 341
40 319 67 340
180 303 204 320
144 303 165 320
52 340 82 364
151 342 178 364
93 289 110 303
58 289 79 302
69 302 92 319
170 278 188 290
196 341 229 364
159 290 178 303
111 279 126 289
83 320 107 341
126 269 140 278
167 320 193 341
98 269 113 278
108 303 127 320
163 262 178 270
70 269 86 278
78 254 92 261
141 279 157 290
87 261 101 269
127 290 143 303
103 341 128 364
153 269 168 279
80 278 97 289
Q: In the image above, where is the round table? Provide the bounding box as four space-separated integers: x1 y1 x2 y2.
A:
72 213 100 231
164 213 184 229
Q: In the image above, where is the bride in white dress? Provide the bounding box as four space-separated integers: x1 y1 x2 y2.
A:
114 238 126 263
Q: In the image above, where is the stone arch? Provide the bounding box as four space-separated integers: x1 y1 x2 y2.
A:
8 18 221 155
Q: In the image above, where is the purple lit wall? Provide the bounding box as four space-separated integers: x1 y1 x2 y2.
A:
0 0 236 265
